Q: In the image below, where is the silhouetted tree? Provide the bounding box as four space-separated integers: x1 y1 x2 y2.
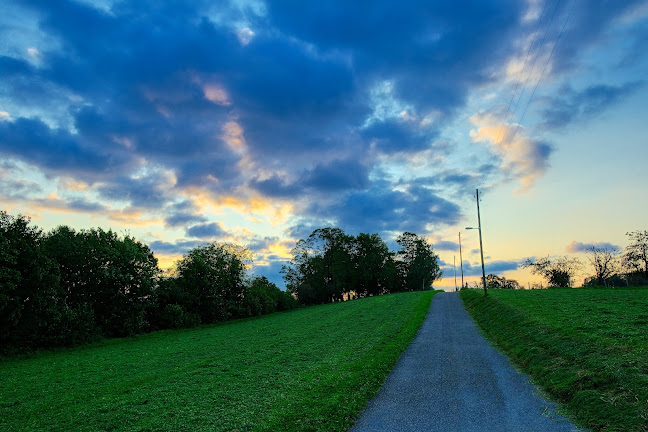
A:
283 228 354 304
1 212 63 352
44 226 160 338
174 243 251 323
586 246 619 286
395 232 443 291
351 233 398 297
521 256 581 287
623 230 648 278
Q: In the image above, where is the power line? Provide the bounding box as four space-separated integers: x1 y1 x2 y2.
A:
481 0 576 187
492 0 551 149
497 0 576 160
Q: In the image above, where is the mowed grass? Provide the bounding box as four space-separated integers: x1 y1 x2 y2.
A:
461 288 648 432
0 291 436 432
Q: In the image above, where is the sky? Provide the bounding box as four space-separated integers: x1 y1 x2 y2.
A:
1 0 647 290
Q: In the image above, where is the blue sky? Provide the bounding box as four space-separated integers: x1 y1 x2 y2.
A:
1 0 647 288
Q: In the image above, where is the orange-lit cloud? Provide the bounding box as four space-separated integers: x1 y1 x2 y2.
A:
58 177 90 191
107 209 164 227
203 84 231 106
222 120 246 153
470 112 551 192
186 187 294 226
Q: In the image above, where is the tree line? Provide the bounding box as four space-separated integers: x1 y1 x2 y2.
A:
520 230 648 288
1 211 443 354
0 211 297 354
282 227 442 304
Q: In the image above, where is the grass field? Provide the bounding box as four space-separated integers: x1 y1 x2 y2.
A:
0 291 436 432
461 288 648 432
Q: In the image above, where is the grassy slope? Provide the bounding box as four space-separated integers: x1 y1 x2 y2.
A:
0 291 436 432
461 288 648 432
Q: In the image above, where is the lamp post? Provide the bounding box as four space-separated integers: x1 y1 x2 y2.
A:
454 256 457 292
466 189 487 296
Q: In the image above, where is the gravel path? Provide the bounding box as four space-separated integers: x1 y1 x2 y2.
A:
350 292 584 432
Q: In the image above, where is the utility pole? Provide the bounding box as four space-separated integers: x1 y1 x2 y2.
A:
476 189 487 296
466 189 487 296
454 255 457 292
458 232 464 289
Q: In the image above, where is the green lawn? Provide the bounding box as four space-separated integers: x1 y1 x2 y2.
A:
0 291 436 432
461 288 648 432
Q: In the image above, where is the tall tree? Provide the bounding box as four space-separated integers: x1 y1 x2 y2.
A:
395 232 443 291
352 233 398 297
174 243 251 323
0 212 63 352
283 228 355 304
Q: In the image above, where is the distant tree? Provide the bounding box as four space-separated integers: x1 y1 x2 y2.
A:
351 233 398 297
283 228 354 305
585 246 619 286
174 243 251 323
622 230 648 277
485 274 521 289
395 232 443 291
520 256 582 287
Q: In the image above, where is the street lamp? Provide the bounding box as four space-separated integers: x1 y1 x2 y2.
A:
466 189 487 296
466 227 487 296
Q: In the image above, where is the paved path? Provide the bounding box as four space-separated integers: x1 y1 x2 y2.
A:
350 292 584 432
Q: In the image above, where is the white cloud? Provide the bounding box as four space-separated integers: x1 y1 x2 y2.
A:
236 27 255 45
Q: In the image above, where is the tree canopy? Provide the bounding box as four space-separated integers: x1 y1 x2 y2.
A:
0 211 297 354
283 228 442 305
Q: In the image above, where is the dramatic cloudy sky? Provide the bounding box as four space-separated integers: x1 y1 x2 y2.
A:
2 0 647 288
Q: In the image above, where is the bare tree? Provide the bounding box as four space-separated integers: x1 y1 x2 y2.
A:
520 256 582 287
586 246 619 286
623 230 648 276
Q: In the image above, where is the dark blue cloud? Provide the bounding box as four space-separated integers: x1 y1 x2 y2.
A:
459 260 518 276
0 178 42 197
434 240 459 251
96 173 174 209
361 120 431 153
249 176 303 198
2 0 645 241
307 180 461 235
149 239 208 255
185 222 226 239
548 1 648 74
164 201 208 228
566 241 620 253
245 236 280 253
302 159 369 192
541 81 644 129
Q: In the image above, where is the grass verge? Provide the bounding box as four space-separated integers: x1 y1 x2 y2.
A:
0 291 436 432
460 288 648 432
